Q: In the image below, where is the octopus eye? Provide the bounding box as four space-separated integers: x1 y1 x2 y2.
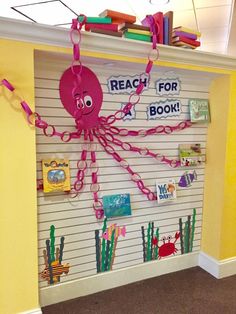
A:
84 95 93 107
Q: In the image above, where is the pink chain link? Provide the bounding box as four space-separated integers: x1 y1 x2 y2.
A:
93 129 157 201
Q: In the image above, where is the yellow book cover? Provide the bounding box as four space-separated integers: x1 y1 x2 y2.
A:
127 28 152 36
42 159 71 193
173 26 201 37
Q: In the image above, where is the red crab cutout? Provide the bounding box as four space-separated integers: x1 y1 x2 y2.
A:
153 232 180 259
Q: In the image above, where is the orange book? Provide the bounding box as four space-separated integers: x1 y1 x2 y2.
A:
99 9 136 24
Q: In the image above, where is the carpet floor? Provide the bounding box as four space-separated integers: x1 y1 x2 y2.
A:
42 266 236 314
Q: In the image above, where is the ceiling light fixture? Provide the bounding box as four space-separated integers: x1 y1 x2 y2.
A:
149 0 170 4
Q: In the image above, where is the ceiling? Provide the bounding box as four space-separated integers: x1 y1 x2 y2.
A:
0 0 235 55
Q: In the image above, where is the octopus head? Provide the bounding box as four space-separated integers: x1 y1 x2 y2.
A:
59 66 103 129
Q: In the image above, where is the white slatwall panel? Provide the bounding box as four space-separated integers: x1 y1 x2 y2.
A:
35 55 209 289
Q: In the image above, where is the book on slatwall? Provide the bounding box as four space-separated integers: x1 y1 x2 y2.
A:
163 16 169 45
119 22 150 32
124 32 151 42
173 26 201 37
164 11 173 45
189 99 210 123
99 9 136 24
172 30 197 40
173 42 198 49
173 36 200 47
153 12 164 44
127 28 152 36
89 28 123 37
78 16 112 24
85 23 119 32
179 144 202 167
156 179 177 204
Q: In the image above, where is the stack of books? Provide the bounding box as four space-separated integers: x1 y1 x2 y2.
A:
121 23 152 43
172 26 201 49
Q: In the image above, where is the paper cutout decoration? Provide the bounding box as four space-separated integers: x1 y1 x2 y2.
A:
156 179 177 204
121 103 136 120
179 144 202 167
141 222 159 262
189 99 210 123
179 208 196 254
178 170 197 188
155 77 181 96
40 225 70 285
153 231 180 259
147 99 182 120
103 194 132 218
95 218 126 273
42 159 71 193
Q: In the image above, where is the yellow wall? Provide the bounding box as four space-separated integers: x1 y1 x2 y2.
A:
0 35 236 313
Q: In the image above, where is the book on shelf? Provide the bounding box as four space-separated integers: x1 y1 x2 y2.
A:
173 42 199 49
124 31 152 42
156 179 177 204
153 11 164 44
164 11 173 45
179 144 202 167
85 23 119 32
172 36 200 47
127 28 152 36
119 22 150 32
163 15 169 45
89 28 123 37
78 16 112 24
172 30 198 40
99 9 136 24
189 99 210 123
173 26 201 37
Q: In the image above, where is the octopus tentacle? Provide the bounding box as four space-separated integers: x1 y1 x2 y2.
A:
97 128 180 168
93 129 157 202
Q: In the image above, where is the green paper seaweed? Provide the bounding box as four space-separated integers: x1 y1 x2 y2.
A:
147 222 151 261
50 225 55 262
154 227 159 260
101 218 107 272
108 229 115 270
190 208 196 252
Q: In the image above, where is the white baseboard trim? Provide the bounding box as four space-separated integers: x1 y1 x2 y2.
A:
198 252 236 279
40 252 198 307
18 308 42 314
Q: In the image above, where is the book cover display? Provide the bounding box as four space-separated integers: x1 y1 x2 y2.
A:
189 99 210 123
179 144 202 167
103 194 132 218
42 159 71 193
156 179 177 204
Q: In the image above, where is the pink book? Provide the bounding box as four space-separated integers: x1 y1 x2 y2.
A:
153 12 164 44
85 23 119 32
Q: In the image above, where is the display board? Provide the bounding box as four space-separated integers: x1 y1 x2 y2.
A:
35 53 209 289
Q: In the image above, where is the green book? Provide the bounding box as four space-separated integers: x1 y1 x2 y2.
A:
124 31 151 42
78 16 112 24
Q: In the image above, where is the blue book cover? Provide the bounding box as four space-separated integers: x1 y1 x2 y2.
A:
164 16 169 45
103 193 132 218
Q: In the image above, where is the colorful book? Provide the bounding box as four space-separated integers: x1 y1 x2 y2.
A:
164 11 173 45
127 28 152 36
172 36 200 47
89 28 123 37
189 99 210 123
173 26 201 37
173 42 198 49
42 159 71 193
156 179 177 204
172 31 198 40
124 31 151 42
119 22 150 32
153 12 164 44
85 23 119 32
179 144 202 167
163 16 169 45
99 9 136 24
78 16 112 24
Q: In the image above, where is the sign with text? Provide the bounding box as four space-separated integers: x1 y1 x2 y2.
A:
107 73 149 94
155 78 181 96
121 103 136 120
147 99 182 119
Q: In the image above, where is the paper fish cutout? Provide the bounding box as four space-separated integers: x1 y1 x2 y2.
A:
40 260 70 284
178 170 197 188
102 224 126 241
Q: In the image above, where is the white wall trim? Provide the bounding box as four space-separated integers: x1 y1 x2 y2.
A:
18 308 42 314
199 251 236 279
40 252 198 307
1 17 236 70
